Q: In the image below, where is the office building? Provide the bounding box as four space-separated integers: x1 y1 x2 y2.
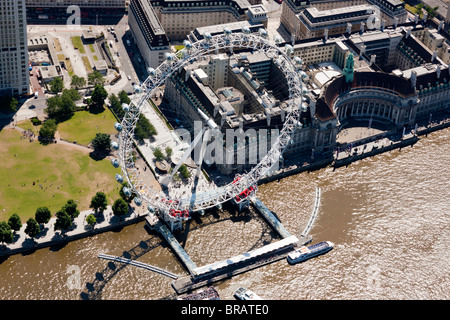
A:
150 0 251 41
281 0 407 41
25 0 127 8
129 0 170 68
0 0 29 97
297 5 375 39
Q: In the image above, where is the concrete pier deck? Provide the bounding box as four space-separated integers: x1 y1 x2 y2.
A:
251 196 291 239
147 218 198 277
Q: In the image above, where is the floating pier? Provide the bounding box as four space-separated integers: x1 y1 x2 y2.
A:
172 235 299 294
145 198 300 294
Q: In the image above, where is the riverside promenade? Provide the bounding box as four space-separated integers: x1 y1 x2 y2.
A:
0 204 148 258
258 117 450 184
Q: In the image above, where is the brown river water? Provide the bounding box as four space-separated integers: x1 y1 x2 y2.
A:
0 128 448 300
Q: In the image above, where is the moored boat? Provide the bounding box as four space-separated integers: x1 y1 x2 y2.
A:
233 287 263 300
287 241 334 264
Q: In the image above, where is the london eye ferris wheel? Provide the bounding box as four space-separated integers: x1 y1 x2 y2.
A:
111 28 308 230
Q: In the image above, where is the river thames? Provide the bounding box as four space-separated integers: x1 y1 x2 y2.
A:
0 128 448 300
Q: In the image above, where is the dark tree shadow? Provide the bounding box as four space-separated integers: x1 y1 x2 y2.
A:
89 150 108 161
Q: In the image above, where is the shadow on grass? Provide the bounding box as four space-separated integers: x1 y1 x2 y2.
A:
38 138 57 146
88 106 105 115
89 150 109 161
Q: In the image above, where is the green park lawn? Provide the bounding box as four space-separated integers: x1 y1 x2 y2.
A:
0 128 121 222
17 119 40 135
71 36 86 54
57 108 118 146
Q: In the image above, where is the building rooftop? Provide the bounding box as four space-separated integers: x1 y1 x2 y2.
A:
162 0 250 7
39 65 60 80
191 20 264 40
381 0 404 7
304 5 373 22
323 71 417 108
244 51 271 64
248 4 267 15
94 59 108 71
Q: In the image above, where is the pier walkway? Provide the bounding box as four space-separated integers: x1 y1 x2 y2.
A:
250 196 291 239
146 215 198 277
144 199 300 294
98 253 179 279
172 235 299 294
300 187 321 238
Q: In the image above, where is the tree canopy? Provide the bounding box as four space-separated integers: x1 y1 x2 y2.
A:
89 84 108 113
91 133 111 154
44 89 80 121
118 90 131 105
54 210 72 232
88 70 105 86
63 199 80 220
135 116 157 141
24 218 40 239
153 147 165 162
8 213 22 233
109 92 157 141
39 119 58 141
71 75 86 90
0 221 14 245
165 147 173 160
90 192 108 213
49 77 64 93
0 96 18 114
35 206 51 225
112 198 128 219
86 214 96 227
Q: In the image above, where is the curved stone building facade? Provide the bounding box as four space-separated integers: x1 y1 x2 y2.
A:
318 70 419 128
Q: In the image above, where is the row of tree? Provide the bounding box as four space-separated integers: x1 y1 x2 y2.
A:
69 71 105 91
0 70 104 115
49 70 105 94
0 191 131 246
414 3 439 18
109 90 157 141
